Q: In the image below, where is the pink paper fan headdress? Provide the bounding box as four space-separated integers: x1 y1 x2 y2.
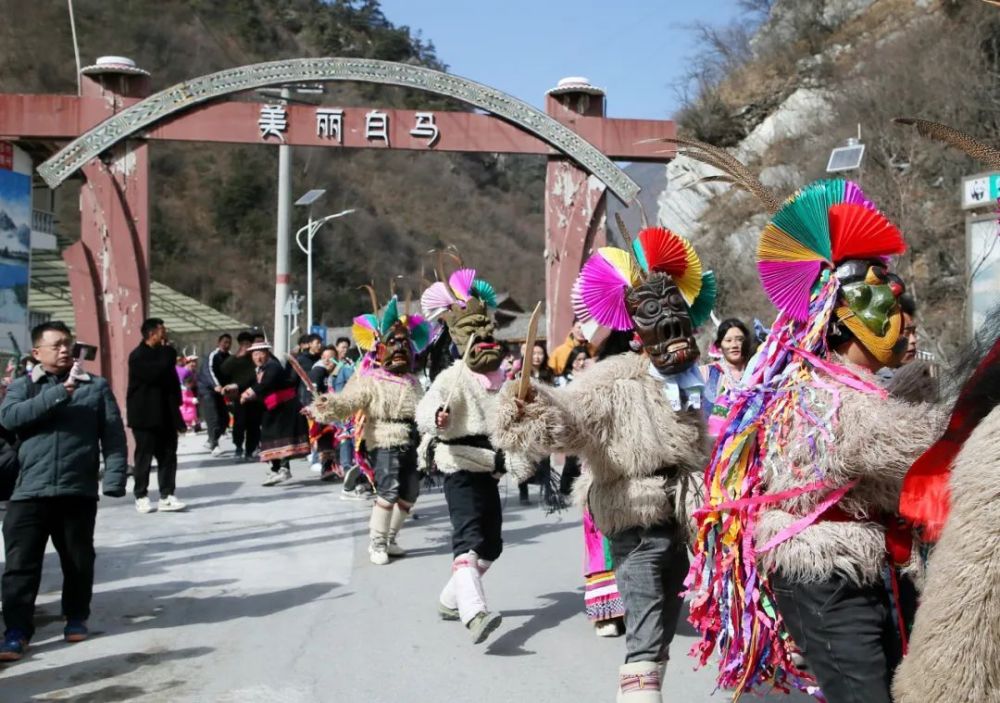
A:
420 267 497 320
571 226 717 331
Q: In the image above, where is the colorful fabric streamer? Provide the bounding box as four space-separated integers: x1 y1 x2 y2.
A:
686 272 887 699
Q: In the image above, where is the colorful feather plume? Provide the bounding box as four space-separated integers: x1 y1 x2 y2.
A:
379 297 399 336
403 314 432 353
757 179 904 322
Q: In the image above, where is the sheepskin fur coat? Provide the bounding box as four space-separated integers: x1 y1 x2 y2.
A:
416 364 504 474
310 369 421 449
892 404 1000 703
493 352 707 536
756 359 943 586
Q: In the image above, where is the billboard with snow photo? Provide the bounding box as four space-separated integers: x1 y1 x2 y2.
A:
0 165 31 355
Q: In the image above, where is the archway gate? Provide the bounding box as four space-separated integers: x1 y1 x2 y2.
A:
0 58 675 401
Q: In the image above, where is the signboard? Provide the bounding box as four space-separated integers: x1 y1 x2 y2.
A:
309 325 327 344
0 142 31 356
966 214 1000 333
962 172 1000 210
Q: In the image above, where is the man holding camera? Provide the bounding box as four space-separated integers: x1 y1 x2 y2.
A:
0 321 127 660
127 318 186 514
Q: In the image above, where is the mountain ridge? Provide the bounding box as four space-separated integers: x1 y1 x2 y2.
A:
1 0 546 329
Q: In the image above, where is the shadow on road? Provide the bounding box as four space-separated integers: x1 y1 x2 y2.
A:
487 590 581 657
0 646 212 701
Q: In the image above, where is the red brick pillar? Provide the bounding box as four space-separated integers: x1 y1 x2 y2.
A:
544 78 608 347
66 57 150 414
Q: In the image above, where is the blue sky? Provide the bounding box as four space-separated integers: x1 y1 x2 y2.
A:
378 0 745 120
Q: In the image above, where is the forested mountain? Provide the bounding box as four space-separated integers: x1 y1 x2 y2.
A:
0 0 545 327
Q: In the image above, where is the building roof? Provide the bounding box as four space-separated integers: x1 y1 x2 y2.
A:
29 250 247 334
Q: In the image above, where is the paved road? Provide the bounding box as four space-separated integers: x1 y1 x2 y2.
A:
0 434 808 702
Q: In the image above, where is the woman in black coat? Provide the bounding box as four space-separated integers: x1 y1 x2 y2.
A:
240 342 310 486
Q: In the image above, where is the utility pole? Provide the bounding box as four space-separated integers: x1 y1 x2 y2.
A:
273 86 292 362
305 210 314 331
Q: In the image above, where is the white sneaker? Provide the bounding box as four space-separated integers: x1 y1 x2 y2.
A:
386 539 406 558
310 462 323 474
135 497 155 514
158 495 187 512
210 446 224 457
595 620 623 638
262 467 292 486
369 544 390 566
340 486 369 501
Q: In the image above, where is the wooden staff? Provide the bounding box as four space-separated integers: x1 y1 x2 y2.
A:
286 353 317 397
518 302 543 401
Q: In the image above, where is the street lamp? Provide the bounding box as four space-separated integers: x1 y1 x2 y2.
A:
260 84 324 362
294 199 355 331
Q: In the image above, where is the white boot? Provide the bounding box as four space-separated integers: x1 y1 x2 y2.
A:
438 574 460 621
452 551 502 643
616 661 663 702
386 504 409 557
368 504 392 565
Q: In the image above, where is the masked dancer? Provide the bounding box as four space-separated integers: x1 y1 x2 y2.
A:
416 266 521 645
310 295 430 565
494 226 716 701
688 176 943 703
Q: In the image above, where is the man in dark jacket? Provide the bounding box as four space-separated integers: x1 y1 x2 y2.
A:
197 333 232 455
127 318 185 514
221 330 264 461
295 333 323 405
0 321 127 660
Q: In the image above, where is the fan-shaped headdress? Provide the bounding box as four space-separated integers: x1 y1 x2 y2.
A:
420 268 497 320
571 226 716 331
351 295 431 355
757 178 904 321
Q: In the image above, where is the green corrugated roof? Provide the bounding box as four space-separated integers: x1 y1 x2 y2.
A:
29 250 246 333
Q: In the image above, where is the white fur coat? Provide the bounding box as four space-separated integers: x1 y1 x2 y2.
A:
310 370 421 449
416 364 501 474
493 352 708 536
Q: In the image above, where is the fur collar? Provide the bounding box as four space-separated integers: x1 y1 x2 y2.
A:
31 364 91 383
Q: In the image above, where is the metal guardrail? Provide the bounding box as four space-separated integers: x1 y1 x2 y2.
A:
31 209 55 234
